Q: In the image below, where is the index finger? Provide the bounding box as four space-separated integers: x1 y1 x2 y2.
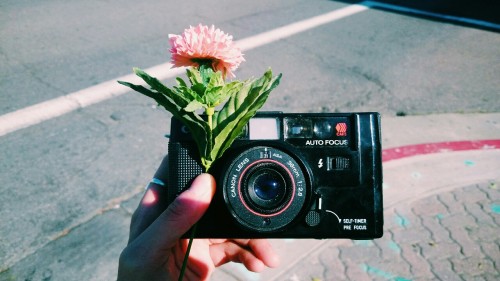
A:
232 239 281 268
247 239 281 268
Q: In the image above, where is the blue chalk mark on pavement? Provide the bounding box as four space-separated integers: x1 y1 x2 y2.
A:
361 264 411 281
491 204 500 214
388 241 402 253
464 160 476 167
354 240 374 247
395 213 410 228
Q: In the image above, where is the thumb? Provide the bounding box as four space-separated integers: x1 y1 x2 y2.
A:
145 173 216 250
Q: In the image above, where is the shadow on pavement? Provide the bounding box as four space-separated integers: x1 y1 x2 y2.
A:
334 0 500 32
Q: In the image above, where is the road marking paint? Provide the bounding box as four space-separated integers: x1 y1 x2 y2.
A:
0 3 369 137
235 3 369 50
0 65 184 137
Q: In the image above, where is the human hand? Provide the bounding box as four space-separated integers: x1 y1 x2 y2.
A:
117 159 280 281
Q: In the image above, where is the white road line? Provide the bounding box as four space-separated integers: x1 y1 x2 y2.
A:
235 3 369 50
0 65 184 137
0 3 369 137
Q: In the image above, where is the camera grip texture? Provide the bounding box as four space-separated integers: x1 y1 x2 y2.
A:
167 142 204 202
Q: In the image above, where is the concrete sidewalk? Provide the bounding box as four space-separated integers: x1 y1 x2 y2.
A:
1 113 499 281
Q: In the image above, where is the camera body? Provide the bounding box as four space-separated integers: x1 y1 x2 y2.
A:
167 112 383 239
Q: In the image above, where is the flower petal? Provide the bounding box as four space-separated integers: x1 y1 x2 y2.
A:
169 24 245 78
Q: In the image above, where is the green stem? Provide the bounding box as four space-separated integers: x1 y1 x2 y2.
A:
206 107 214 130
179 107 214 280
203 106 215 172
178 223 197 281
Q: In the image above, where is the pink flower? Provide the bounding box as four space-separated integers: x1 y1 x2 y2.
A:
169 24 245 78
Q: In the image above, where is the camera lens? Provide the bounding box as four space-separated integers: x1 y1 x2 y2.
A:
248 168 287 211
253 171 283 201
243 164 292 214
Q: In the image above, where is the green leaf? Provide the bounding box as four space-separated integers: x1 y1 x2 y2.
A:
191 83 206 98
210 69 282 161
184 100 205 112
118 80 203 127
176 77 187 88
133 68 190 107
206 71 224 90
204 86 222 105
203 72 240 107
173 85 201 104
199 64 215 86
214 81 244 110
118 73 209 164
186 68 203 86
117 81 170 109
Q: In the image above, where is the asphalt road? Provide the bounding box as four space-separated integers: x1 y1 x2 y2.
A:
0 0 499 278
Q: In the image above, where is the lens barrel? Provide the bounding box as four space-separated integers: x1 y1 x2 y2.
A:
243 164 293 215
222 146 308 232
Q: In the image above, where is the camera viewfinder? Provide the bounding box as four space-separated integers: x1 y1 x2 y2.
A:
249 118 279 140
285 118 313 139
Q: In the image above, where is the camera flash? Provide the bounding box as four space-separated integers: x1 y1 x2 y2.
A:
249 118 279 140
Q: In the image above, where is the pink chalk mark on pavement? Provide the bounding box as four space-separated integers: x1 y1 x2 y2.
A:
382 139 500 162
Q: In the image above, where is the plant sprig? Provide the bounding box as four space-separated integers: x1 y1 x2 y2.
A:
118 67 281 171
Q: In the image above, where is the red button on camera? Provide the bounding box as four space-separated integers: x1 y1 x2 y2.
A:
335 122 347 136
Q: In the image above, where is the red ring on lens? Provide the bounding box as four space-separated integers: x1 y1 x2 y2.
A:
238 159 296 217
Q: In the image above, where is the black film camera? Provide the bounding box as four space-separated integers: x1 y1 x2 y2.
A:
167 112 383 239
